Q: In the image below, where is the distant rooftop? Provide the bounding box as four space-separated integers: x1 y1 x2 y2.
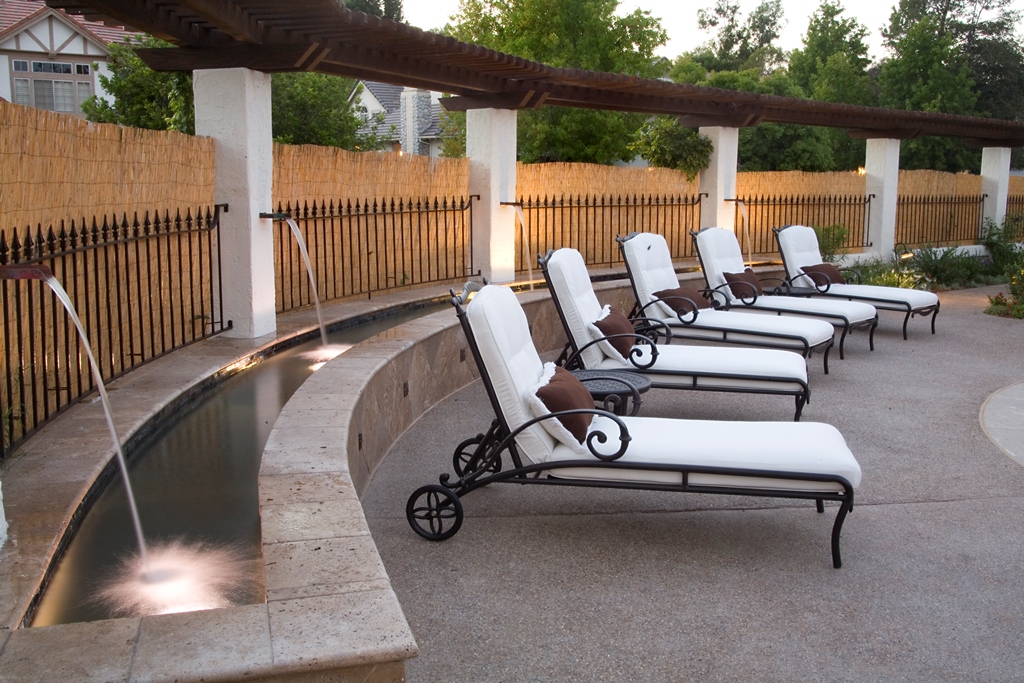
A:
0 0 135 44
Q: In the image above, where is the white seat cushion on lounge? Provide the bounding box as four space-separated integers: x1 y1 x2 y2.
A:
776 225 829 289
594 343 807 392
777 225 939 310
652 307 834 347
550 416 861 493
821 283 938 309
619 233 690 319
465 285 558 464
740 294 878 323
545 248 609 368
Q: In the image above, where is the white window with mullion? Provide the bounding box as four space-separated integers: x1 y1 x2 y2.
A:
13 78 30 106
53 80 75 112
76 81 92 108
33 79 55 110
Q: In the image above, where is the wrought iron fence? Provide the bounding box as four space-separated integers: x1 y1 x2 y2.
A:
895 194 986 247
515 194 703 273
1006 194 1024 220
272 197 474 311
0 206 227 458
732 194 872 257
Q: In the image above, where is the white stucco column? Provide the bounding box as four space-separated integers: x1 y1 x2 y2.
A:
0 481 7 549
699 126 739 231
467 108 517 283
865 138 901 258
981 147 1012 230
194 68 276 338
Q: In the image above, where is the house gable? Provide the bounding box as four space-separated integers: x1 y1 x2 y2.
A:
0 7 110 57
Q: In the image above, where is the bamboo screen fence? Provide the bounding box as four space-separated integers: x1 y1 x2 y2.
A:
0 102 215 232
514 163 703 269
271 144 472 307
273 144 468 207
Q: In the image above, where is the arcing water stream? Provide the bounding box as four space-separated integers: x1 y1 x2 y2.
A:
30 301 439 625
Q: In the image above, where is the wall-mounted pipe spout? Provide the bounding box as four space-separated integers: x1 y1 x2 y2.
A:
0 264 54 280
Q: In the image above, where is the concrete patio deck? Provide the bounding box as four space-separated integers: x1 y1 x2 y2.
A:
364 284 1024 682
0 272 1020 681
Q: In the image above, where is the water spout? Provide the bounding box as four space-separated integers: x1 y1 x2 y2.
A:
736 200 752 265
0 264 150 569
3 264 257 617
501 202 534 290
267 214 347 367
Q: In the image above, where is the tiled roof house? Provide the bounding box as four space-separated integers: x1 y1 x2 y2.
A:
355 79 444 157
0 0 135 116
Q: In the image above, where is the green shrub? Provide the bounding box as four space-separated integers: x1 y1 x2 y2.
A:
911 245 987 289
851 256 924 289
982 213 1024 275
813 224 849 264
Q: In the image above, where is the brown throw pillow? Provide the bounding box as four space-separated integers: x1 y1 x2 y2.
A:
801 263 846 287
723 268 762 298
652 286 710 313
534 366 594 443
592 308 635 359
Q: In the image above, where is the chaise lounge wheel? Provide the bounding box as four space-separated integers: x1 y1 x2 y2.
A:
452 436 501 477
406 484 464 541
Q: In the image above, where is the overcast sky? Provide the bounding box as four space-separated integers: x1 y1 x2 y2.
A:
402 0 1023 65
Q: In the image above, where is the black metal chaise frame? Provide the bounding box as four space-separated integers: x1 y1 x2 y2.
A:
405 282 858 568
773 225 940 340
537 249 811 420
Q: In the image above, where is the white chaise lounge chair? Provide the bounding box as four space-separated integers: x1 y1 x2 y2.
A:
406 283 862 568
618 232 837 373
774 224 940 339
539 247 811 420
691 227 879 359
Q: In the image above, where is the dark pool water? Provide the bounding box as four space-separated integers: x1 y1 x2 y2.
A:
32 305 441 626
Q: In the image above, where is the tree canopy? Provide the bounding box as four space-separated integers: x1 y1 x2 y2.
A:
689 0 787 75
344 0 404 21
444 0 666 163
879 17 980 170
81 35 195 133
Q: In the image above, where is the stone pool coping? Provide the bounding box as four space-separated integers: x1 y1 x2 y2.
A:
0 271 646 682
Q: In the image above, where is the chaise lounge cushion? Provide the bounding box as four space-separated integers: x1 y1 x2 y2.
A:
550 415 861 493
801 263 846 287
525 363 593 454
589 306 635 361
466 285 560 464
723 268 763 298
652 286 710 313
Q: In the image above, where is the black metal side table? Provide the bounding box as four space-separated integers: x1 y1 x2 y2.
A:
570 369 652 417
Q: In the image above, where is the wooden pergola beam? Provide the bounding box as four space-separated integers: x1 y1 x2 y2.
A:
43 0 1024 146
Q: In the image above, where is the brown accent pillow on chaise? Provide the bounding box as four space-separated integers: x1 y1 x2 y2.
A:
801 263 846 287
652 286 711 313
723 268 763 298
535 366 594 443
592 308 635 358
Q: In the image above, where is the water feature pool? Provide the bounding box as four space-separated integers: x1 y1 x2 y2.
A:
31 304 442 626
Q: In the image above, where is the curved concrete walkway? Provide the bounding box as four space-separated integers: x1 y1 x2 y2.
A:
365 284 1024 682
982 381 1024 466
